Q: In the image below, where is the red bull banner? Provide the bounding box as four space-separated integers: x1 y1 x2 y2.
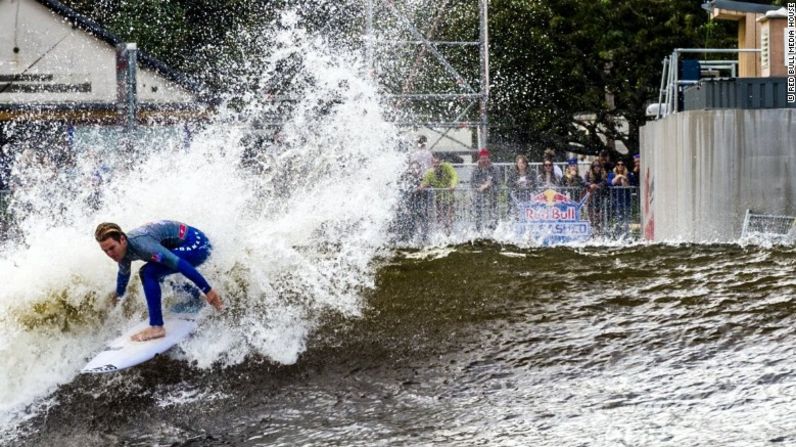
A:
514 189 592 244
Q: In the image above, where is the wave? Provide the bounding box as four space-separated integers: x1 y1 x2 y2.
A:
0 12 405 434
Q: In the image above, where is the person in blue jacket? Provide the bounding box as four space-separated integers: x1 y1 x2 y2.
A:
95 221 223 341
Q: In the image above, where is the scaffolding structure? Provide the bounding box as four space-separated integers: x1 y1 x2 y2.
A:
364 0 489 154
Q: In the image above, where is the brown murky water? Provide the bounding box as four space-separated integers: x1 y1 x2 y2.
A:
11 242 796 446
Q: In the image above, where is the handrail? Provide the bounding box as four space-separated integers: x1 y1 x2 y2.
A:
657 48 763 118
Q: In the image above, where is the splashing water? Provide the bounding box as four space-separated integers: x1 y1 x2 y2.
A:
0 12 406 432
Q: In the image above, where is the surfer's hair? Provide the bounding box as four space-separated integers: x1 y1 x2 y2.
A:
95 222 125 242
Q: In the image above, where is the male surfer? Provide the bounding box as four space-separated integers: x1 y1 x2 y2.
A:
95 221 223 341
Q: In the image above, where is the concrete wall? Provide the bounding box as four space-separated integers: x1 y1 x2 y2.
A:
640 109 796 242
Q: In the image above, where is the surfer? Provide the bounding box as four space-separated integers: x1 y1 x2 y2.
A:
95 221 223 341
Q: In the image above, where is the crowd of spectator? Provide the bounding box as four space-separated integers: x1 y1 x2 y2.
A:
396 138 642 241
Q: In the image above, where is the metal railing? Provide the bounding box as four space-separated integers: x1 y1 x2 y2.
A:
393 186 640 242
741 209 796 242
656 48 761 118
2 185 641 244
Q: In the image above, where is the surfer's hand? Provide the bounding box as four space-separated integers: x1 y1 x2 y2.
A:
206 289 224 311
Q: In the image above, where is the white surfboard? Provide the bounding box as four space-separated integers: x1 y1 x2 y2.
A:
82 314 198 374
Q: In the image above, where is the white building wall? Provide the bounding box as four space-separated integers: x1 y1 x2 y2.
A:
0 0 194 105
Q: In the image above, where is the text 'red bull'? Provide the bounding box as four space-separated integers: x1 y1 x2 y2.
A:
525 206 576 221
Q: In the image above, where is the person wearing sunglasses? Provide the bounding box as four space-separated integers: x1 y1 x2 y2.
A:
536 160 561 189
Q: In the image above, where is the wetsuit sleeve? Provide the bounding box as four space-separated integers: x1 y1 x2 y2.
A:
175 259 212 294
135 236 183 269
116 260 131 297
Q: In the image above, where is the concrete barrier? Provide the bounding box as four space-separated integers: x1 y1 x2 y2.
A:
640 109 796 242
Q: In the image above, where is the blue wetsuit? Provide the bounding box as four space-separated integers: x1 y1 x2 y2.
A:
116 220 212 326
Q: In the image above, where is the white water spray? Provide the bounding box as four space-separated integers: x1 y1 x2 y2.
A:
0 13 406 432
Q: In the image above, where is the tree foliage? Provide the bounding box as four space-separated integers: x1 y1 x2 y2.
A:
480 0 737 159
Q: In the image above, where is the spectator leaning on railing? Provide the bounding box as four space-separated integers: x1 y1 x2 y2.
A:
607 159 630 187
607 159 633 237
471 148 499 232
585 160 609 235
560 158 585 188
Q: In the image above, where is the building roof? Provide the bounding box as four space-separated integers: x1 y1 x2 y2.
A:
702 1 781 15
34 0 201 94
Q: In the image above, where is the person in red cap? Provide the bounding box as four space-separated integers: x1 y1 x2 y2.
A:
471 148 499 232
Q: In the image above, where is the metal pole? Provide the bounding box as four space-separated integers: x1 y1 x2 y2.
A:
670 50 678 115
125 43 137 130
116 43 138 130
479 0 489 150
656 56 668 119
664 52 670 116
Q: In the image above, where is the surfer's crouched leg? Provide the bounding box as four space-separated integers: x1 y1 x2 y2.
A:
139 262 178 327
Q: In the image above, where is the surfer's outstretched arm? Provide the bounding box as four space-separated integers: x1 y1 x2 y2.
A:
164 254 223 310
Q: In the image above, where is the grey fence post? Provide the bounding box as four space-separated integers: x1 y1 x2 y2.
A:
116 43 138 130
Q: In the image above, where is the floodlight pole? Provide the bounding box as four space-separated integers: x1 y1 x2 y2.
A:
478 0 489 150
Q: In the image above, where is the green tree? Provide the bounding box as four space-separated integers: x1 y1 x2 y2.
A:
482 0 735 159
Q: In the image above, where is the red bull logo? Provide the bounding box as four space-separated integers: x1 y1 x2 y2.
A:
522 189 580 222
532 189 570 205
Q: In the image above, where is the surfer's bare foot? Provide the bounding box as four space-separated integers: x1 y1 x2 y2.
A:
206 289 224 311
131 326 165 342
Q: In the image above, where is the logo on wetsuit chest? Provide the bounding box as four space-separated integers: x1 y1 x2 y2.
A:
178 224 187 239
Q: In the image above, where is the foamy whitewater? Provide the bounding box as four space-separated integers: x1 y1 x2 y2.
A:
0 12 406 433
